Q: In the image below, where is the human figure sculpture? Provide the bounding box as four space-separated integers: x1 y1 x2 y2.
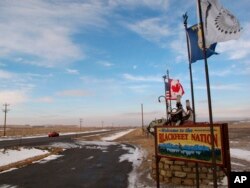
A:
168 96 193 126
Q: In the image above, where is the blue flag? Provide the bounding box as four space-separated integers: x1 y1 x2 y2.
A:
186 24 217 63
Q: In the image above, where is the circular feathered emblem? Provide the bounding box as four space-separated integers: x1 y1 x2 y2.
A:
214 9 241 35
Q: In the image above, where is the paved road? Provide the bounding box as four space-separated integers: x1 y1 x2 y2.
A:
0 141 135 188
0 129 116 149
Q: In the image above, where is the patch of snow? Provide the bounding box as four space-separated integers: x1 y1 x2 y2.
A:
239 120 250 123
218 176 228 186
0 168 18 174
35 154 63 164
86 156 94 160
57 129 108 136
50 140 117 151
230 141 239 144
50 142 79 149
231 162 245 167
0 184 17 188
80 133 102 138
0 147 49 167
230 148 250 162
101 129 135 141
119 144 145 188
85 145 108 151
77 140 117 146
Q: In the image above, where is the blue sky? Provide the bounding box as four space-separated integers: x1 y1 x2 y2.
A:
0 0 249 126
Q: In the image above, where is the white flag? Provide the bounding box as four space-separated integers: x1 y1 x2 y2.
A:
199 0 242 48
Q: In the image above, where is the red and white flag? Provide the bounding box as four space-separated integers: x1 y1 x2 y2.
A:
165 79 185 100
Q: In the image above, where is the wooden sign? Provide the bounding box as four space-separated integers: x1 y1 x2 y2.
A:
155 124 227 165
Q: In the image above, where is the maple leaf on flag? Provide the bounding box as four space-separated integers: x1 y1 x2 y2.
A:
167 79 185 100
172 84 181 93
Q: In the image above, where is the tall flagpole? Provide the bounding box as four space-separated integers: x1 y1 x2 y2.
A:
183 13 196 123
183 13 200 188
166 70 172 112
163 75 169 120
197 0 217 187
166 70 172 126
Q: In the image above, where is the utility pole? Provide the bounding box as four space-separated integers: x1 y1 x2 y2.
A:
79 118 82 131
3 103 10 136
141 104 144 134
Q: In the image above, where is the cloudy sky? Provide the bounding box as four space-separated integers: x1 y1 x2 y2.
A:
0 0 249 126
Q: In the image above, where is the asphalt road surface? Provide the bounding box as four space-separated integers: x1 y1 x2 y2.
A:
0 141 135 188
0 129 115 149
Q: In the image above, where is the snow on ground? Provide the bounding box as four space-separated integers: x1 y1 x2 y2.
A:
231 162 245 167
35 154 63 164
230 148 250 162
0 129 135 169
3 129 250 187
101 129 135 141
119 144 145 188
0 129 250 188
50 142 80 149
0 147 49 167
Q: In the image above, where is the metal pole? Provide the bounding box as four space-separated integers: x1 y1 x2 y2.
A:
183 14 199 187
80 118 82 131
141 104 144 133
197 0 217 187
162 75 168 120
183 13 196 123
3 103 10 136
166 70 172 126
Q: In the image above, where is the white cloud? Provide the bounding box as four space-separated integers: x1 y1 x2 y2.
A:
196 84 244 90
108 0 169 11
97 61 114 67
126 17 171 45
25 73 53 79
0 62 6 67
0 69 15 79
210 64 250 76
66 69 79 75
0 90 28 104
80 76 115 84
210 69 232 77
56 89 91 97
35 97 53 103
168 23 190 64
0 0 110 67
127 85 149 93
217 23 250 60
123 73 162 82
